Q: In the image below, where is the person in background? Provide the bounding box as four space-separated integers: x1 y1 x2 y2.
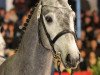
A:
89 39 97 52
76 39 83 50
9 8 18 23
81 0 90 12
0 32 6 65
1 22 9 37
0 8 5 26
79 49 88 71
80 30 88 49
92 11 100 29
86 25 94 41
7 21 15 49
95 33 100 57
13 0 39 20
87 51 100 75
1 21 15 49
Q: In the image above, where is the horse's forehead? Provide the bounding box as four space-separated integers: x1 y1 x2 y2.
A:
41 7 72 15
39 0 73 16
41 0 69 8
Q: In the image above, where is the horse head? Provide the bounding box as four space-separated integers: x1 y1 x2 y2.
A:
38 0 80 69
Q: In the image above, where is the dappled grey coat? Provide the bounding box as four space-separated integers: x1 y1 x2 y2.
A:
0 2 53 75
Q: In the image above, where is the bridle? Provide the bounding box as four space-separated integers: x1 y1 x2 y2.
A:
38 4 76 75
39 6 76 54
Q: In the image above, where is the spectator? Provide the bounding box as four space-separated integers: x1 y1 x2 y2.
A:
79 50 88 71
82 16 92 30
13 0 28 19
1 21 15 49
96 33 100 45
89 39 97 52
13 0 39 20
80 30 88 49
95 33 100 57
0 32 6 65
86 25 94 40
0 8 5 26
81 0 90 12
77 39 83 50
87 51 100 75
1 22 9 37
0 32 5 57
9 8 18 23
93 13 100 29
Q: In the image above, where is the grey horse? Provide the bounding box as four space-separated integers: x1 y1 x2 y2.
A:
0 0 80 75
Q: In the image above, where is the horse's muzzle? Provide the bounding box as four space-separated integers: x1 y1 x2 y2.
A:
66 54 80 69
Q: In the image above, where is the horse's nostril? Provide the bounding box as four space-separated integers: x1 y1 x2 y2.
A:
66 54 71 62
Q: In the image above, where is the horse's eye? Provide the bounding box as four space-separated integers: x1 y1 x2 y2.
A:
45 16 53 23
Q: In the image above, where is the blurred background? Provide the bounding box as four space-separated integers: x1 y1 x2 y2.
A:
0 0 100 75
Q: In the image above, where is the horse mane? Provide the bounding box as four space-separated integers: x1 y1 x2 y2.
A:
18 1 40 47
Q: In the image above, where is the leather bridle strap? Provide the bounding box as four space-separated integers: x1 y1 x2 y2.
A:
52 30 75 44
40 14 56 54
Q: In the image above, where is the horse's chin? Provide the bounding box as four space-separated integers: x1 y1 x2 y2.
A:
70 62 79 70
63 62 79 70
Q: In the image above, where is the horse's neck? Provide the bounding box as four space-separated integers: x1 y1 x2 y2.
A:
18 41 53 75
18 43 53 75
32 44 53 75
15 43 53 75
16 4 53 75
17 25 53 75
